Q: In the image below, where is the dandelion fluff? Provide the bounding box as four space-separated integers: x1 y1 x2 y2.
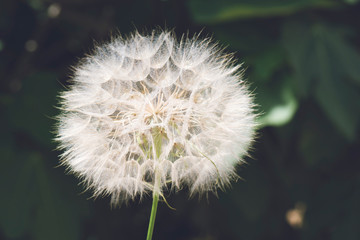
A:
56 30 256 205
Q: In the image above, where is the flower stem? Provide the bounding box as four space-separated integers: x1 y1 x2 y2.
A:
146 191 159 240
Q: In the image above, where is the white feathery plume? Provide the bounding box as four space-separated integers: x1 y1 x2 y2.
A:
56 30 257 206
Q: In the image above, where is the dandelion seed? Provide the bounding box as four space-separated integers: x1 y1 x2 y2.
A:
56 30 256 206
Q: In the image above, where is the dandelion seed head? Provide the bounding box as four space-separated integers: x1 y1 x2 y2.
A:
56 30 256 205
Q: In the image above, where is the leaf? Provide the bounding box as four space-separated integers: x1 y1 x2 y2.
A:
282 21 318 97
343 0 360 4
325 28 360 86
256 76 298 127
188 0 337 24
314 76 360 141
252 46 285 82
282 21 360 140
212 22 278 54
313 24 360 141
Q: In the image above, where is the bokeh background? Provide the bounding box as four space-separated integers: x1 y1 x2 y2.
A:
1 0 360 239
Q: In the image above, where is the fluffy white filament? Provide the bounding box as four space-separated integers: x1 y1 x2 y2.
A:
56 30 256 205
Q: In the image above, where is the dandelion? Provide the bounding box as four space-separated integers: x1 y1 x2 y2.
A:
56 30 256 239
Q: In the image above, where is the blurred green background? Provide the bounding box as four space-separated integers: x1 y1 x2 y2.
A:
1 0 360 239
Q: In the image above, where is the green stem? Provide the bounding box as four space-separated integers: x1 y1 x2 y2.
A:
146 128 162 240
146 191 159 240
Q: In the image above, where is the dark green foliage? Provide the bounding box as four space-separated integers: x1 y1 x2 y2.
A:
1 0 359 239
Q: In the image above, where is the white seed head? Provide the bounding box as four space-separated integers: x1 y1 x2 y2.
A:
56 30 256 205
